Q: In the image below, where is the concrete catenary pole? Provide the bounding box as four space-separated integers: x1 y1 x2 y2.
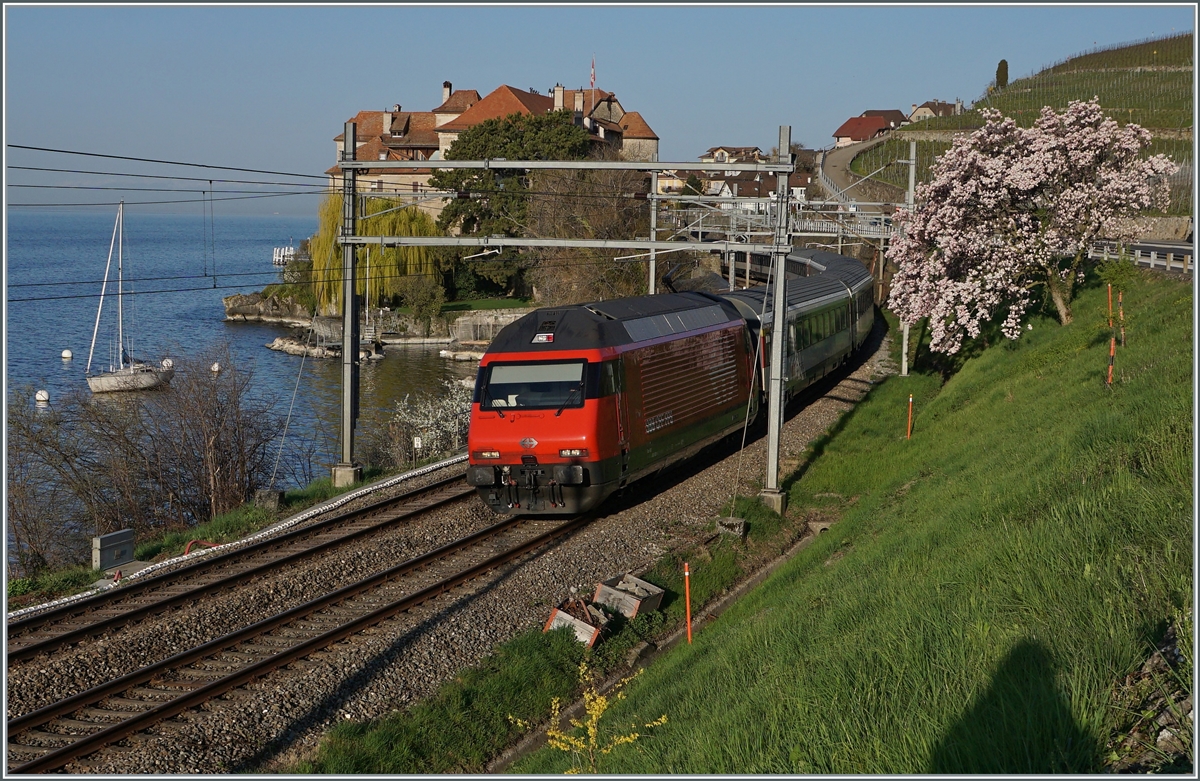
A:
901 140 915 377
333 122 362 487
760 125 792 515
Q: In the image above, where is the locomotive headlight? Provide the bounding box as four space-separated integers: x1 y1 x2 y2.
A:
559 448 589 458
474 450 501 460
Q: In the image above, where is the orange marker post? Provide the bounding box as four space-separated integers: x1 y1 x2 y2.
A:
1107 283 1113 329
1106 337 1116 387
684 562 692 644
906 394 913 440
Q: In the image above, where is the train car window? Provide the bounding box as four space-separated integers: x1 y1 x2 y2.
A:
481 360 586 410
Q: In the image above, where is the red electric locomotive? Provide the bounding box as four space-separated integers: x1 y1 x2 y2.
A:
465 292 759 514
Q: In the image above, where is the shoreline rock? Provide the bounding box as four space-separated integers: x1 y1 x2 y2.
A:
223 292 311 327
265 337 338 359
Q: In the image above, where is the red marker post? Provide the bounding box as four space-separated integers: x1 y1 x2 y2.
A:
906 394 913 440
684 562 692 644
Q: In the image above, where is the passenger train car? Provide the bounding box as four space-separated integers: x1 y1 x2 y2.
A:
465 249 874 515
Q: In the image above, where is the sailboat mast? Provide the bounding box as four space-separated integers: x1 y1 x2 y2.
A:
86 203 121 375
117 202 125 369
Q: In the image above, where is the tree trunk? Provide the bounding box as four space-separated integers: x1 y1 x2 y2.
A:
1046 262 1077 325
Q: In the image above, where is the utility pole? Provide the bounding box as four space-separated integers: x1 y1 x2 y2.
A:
333 122 362 488
759 125 792 515
649 171 658 294
901 140 915 377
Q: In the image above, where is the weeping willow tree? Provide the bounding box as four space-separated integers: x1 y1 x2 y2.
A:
308 194 443 315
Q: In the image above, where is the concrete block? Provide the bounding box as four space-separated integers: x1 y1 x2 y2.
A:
758 488 787 515
544 607 602 646
255 489 284 512
716 516 747 540
593 574 664 618
93 529 135 571
331 463 362 488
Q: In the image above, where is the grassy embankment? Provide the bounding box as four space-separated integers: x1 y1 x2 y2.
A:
280 268 1190 774
853 32 1192 214
510 268 1191 773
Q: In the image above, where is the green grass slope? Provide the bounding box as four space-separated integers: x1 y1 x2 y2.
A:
514 270 1192 774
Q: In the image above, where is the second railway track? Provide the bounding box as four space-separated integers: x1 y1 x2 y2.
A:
7 512 590 774
6 473 474 665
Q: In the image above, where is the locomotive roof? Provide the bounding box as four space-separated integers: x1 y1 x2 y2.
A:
486 291 745 354
720 250 871 321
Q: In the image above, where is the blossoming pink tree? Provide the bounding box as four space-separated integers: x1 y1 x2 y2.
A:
887 99 1176 354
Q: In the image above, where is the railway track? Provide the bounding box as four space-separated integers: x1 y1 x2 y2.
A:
6 473 474 665
7 513 589 773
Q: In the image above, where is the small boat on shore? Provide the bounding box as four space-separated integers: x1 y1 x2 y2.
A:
85 202 175 393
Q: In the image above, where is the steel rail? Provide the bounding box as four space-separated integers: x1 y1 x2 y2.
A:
7 473 466 642
8 514 588 774
7 479 474 663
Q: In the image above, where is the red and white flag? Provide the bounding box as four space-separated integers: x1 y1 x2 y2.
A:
590 55 595 90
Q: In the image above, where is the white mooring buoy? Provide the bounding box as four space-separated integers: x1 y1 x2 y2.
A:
61 349 73 360
161 358 174 369
210 362 221 373
35 390 50 405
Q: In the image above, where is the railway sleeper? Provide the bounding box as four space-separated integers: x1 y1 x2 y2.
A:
78 707 137 721
151 677 211 691
172 666 228 679
12 729 76 746
45 717 109 733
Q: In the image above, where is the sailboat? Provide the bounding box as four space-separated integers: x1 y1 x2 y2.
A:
85 202 175 393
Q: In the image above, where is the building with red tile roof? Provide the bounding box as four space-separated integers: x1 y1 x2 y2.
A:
832 116 890 147
329 80 659 219
860 109 910 129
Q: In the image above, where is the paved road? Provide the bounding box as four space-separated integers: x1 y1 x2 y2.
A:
820 136 891 213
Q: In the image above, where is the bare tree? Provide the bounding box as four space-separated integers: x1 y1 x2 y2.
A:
525 150 653 306
6 346 286 574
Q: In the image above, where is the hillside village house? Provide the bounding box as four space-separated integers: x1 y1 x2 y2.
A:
909 99 965 121
658 144 810 214
327 81 659 219
832 116 890 147
860 109 910 129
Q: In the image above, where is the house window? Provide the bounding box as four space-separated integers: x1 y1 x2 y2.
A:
371 180 383 192
412 182 419 193
716 151 727 162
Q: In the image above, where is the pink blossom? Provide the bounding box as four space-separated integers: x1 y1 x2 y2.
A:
887 99 1176 354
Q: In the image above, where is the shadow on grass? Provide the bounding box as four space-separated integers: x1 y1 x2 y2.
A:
929 640 1099 773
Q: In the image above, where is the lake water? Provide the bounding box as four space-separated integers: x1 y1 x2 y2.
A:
5 209 477 487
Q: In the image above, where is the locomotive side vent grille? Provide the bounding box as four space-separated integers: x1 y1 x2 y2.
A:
639 329 741 433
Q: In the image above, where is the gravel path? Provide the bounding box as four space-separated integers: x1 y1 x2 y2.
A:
20 320 897 774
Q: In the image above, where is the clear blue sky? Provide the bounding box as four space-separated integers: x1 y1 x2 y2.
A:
4 4 1195 215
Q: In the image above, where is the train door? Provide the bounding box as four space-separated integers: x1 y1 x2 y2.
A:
612 357 631 486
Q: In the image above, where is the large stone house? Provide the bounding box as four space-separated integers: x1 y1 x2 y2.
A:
326 81 659 219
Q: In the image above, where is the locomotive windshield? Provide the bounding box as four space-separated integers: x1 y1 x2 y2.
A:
479 360 585 410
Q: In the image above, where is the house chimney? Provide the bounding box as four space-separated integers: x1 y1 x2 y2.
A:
911 103 917 115
381 111 392 136
573 91 584 125
442 81 452 104
955 98 963 115
554 83 564 111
